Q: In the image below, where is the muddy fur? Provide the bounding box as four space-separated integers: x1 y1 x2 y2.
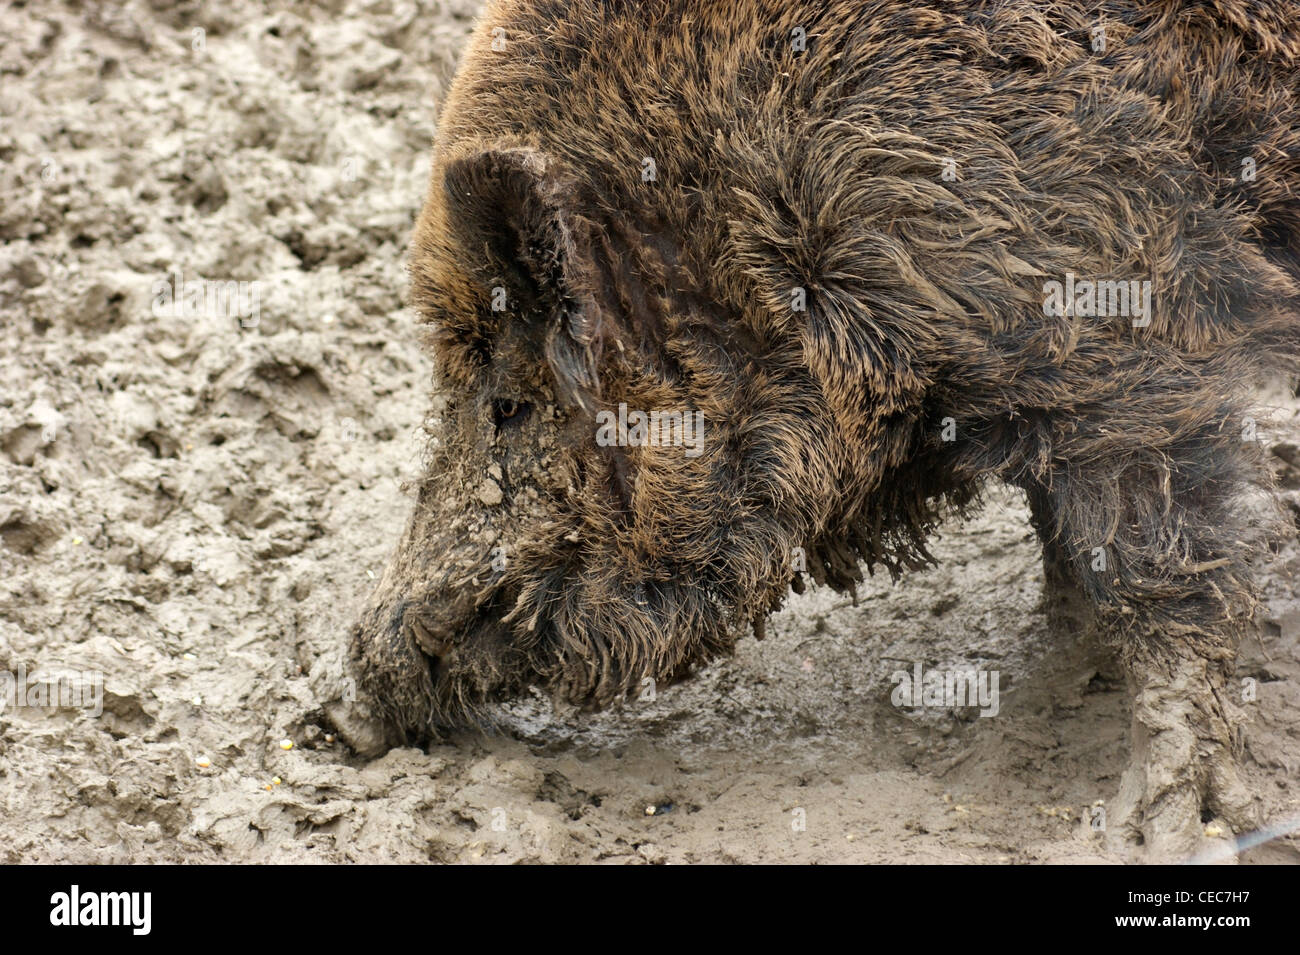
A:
338 0 1300 854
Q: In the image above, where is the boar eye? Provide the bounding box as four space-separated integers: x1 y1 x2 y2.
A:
492 398 531 430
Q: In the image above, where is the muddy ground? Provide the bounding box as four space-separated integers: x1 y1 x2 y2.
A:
1 0 1297 864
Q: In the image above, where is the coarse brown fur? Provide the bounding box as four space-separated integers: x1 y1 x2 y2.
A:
331 0 1300 857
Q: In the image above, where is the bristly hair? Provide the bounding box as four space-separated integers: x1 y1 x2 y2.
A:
353 0 1300 742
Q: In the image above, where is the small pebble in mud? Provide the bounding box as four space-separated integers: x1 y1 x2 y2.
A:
477 478 503 506
182 653 197 661
190 695 202 706
279 738 294 751
195 756 211 769
324 734 336 743
636 843 665 864
1204 823 1225 838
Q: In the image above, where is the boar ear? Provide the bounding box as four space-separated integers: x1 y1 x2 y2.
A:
442 147 606 410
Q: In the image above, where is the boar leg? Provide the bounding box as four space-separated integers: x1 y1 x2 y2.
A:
1109 652 1257 860
1026 488 1100 646
1019 432 1263 860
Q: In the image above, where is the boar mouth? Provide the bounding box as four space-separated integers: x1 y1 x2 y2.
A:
403 603 455 659
392 589 530 727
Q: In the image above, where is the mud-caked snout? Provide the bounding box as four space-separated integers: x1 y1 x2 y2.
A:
328 534 530 756
327 398 560 753
322 598 437 757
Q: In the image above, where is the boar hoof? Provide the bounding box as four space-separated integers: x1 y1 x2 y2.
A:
1107 655 1260 863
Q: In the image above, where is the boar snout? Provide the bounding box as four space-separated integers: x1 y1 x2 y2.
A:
334 456 543 752
328 599 437 757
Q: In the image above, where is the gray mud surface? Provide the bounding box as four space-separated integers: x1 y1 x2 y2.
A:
1 0 1297 863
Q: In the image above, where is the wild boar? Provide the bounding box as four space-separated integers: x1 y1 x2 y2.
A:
325 0 1300 859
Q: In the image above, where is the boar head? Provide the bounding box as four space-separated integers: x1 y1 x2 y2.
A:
336 143 866 751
